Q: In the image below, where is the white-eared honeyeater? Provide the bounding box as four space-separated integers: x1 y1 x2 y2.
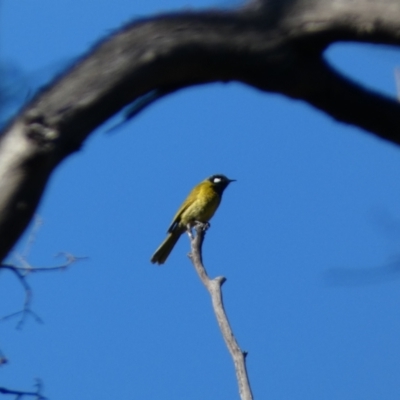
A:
150 174 235 265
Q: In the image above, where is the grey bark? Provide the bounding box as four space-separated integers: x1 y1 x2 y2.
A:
188 225 253 400
1 0 400 261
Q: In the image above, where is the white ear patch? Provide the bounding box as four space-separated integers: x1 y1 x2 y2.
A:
213 177 222 183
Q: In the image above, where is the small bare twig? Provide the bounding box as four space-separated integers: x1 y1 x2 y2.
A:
0 379 47 399
0 263 42 328
187 224 253 400
20 216 43 262
0 253 88 329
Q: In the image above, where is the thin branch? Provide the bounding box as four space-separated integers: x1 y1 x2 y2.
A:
10 252 89 273
0 379 47 400
187 224 253 400
0 253 87 329
0 263 41 329
20 215 43 261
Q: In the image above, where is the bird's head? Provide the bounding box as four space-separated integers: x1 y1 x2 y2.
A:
207 174 236 194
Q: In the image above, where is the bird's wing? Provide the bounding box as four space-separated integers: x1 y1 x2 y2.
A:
167 203 190 233
166 184 202 233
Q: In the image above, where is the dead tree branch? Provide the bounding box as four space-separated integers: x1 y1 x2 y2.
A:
188 224 252 400
2 0 400 260
0 253 87 329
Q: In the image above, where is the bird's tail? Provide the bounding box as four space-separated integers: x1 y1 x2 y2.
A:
150 231 182 265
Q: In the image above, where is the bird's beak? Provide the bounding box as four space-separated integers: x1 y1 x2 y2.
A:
228 179 236 183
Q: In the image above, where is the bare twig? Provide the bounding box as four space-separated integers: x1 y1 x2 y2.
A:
0 253 87 329
187 224 253 400
0 263 42 329
0 379 47 399
20 215 43 262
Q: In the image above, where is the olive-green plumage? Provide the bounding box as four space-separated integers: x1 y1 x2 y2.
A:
150 174 235 265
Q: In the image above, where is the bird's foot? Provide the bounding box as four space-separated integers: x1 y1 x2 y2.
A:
194 221 210 231
186 224 194 240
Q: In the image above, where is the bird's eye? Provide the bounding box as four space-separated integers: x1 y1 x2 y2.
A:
213 177 222 183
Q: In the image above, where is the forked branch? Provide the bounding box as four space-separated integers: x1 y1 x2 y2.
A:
0 253 87 329
188 224 252 400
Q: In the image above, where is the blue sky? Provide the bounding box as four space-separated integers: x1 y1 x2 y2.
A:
2 1 400 399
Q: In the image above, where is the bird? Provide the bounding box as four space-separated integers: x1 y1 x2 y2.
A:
150 174 235 265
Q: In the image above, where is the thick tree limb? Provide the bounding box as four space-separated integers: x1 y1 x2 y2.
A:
188 224 253 400
1 0 400 260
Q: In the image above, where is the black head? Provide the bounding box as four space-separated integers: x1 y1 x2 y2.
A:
207 174 236 195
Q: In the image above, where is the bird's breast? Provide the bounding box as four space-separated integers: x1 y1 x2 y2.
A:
180 184 221 226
